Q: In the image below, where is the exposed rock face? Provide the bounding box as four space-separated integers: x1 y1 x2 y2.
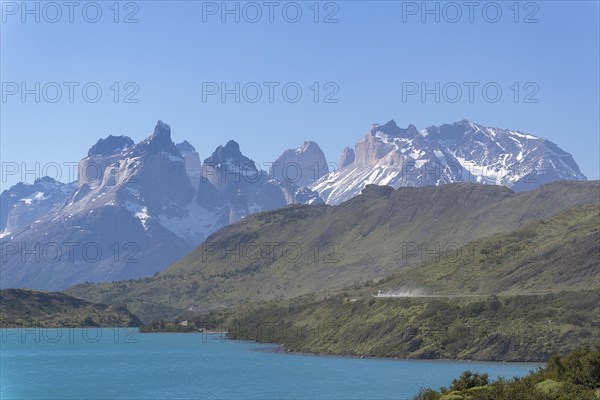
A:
312 121 472 204
0 121 328 291
121 122 195 215
353 121 419 166
293 186 325 205
1 121 197 290
197 140 269 219
175 140 195 154
311 120 586 205
256 180 290 209
338 147 355 170
199 141 262 197
421 120 587 190
75 121 195 216
0 177 75 235
195 139 325 224
256 179 324 208
176 141 201 189
88 135 134 157
271 141 329 187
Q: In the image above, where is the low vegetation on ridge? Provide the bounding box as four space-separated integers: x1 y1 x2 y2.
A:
0 289 142 327
162 289 599 362
413 346 600 399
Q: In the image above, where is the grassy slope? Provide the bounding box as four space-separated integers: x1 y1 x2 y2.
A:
0 289 142 327
166 205 600 362
65 181 600 322
368 203 600 295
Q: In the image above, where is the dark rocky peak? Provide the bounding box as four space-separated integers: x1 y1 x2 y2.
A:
338 147 355 170
294 186 325 205
275 141 328 163
271 140 329 186
176 140 196 154
423 120 486 142
34 176 58 185
30 176 69 192
131 120 179 157
370 120 418 138
298 141 320 152
1 181 33 198
88 135 134 157
204 140 253 167
2 177 64 198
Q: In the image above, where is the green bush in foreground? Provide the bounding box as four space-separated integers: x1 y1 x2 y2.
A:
413 346 600 400
449 371 489 391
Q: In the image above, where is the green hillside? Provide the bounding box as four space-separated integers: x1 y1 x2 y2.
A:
0 289 142 327
187 290 599 362
363 203 600 296
66 181 600 322
143 205 599 361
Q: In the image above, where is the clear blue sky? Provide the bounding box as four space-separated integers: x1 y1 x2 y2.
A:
1 0 599 190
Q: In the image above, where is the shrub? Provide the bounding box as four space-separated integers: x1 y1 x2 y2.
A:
449 371 489 391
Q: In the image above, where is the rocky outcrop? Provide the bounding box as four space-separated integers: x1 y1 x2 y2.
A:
176 141 201 189
271 141 329 187
0 177 75 235
421 120 587 190
338 147 355 170
88 135 134 157
1 121 197 290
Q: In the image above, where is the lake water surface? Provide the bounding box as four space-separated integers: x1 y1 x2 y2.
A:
1 328 541 400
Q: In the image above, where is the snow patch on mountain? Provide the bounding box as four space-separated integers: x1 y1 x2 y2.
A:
156 199 225 246
311 120 586 204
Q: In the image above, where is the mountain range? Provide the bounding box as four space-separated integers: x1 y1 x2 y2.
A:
0 119 588 290
311 120 586 204
0 121 325 290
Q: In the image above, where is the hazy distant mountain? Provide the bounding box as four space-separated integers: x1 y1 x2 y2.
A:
195 139 324 224
423 120 586 190
270 141 329 187
1 122 196 290
0 177 76 235
311 120 587 204
176 140 201 189
0 122 323 290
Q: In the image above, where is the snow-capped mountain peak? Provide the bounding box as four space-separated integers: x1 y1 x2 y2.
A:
311 120 586 204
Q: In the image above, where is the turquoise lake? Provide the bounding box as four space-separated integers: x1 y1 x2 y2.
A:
1 328 541 400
